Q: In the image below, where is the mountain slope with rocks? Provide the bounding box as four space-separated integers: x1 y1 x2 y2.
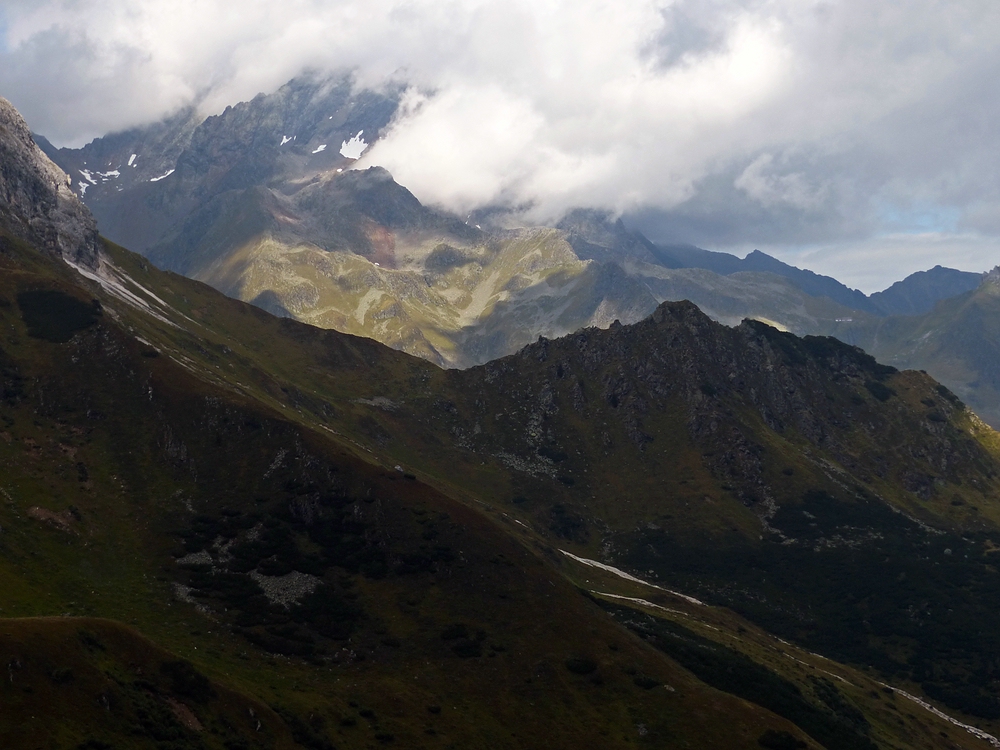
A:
0 94 829 750
5 92 1000 748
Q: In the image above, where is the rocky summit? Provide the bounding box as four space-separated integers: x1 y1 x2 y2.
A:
0 97 101 269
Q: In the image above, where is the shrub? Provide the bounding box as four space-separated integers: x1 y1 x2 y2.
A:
440 623 468 640
864 380 894 402
633 676 661 689
49 667 74 684
17 290 101 342
160 659 214 703
452 640 483 658
565 657 597 675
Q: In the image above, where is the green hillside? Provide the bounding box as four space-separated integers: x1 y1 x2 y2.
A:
6 228 994 748
1 229 838 749
5 92 1000 747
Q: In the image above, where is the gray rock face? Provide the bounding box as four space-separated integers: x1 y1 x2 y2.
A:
0 97 101 268
45 73 401 256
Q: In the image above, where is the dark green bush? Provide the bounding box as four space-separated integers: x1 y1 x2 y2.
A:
451 640 483 658
864 380 894 402
440 623 468 640
564 657 597 675
17 290 101 342
160 660 214 703
611 608 877 750
49 667 74 684
632 676 661 689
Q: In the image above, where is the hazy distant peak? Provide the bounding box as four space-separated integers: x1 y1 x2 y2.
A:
869 264 984 315
556 208 659 265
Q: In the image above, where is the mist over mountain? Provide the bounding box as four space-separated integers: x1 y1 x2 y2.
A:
8 0 1000 295
36 75 996 441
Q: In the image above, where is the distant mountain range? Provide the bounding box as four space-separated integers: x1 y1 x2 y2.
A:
39 74 995 425
824 268 1000 427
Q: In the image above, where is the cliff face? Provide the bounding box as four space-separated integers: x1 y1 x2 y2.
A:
0 97 101 269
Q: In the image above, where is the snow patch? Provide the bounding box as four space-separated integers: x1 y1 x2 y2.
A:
63 256 184 328
149 169 175 182
312 144 327 154
77 182 88 196
78 169 97 185
128 154 136 166
280 135 292 146
339 130 367 159
595 592 688 618
559 549 704 605
878 682 1000 747
97 170 120 179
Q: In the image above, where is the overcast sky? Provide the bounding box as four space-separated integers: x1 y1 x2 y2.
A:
2 0 999 291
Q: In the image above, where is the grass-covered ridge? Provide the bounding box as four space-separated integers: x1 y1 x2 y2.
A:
3 222 1000 746
0 230 830 749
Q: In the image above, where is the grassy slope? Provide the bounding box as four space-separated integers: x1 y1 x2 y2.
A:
190 219 882 373
0 232 843 749
98 238 1000 747
4 231 1000 747
196 226 603 368
0 617 295 750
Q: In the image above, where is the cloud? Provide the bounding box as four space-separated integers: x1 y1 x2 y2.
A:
2 0 1000 287
734 154 828 211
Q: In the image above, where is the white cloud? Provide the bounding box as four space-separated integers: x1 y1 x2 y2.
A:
2 0 1000 285
734 153 828 210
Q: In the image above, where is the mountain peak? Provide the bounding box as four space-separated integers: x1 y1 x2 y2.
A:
0 97 100 268
556 207 659 264
981 265 1000 292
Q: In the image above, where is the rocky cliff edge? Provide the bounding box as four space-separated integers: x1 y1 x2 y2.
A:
0 96 100 268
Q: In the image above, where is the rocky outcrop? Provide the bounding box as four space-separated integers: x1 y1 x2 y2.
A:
444 300 987 528
0 96 101 268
